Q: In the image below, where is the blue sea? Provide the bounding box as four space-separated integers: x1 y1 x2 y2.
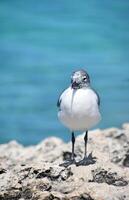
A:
0 0 129 145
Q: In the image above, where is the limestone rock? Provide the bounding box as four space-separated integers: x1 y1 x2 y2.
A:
0 123 129 200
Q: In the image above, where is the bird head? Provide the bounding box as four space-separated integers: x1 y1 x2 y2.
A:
71 69 90 89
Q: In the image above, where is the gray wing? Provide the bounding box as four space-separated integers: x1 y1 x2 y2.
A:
57 89 65 109
92 88 100 106
57 96 62 108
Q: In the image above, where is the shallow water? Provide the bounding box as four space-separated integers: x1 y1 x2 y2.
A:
0 0 129 145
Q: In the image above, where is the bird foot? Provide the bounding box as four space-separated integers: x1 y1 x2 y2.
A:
59 159 76 168
76 152 96 166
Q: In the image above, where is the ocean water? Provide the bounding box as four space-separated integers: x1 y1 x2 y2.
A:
0 0 129 145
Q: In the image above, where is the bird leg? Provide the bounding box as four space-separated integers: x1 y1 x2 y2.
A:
71 131 75 160
84 130 88 158
60 132 76 167
76 130 96 166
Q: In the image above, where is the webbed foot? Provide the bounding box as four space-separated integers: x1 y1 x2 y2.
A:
76 152 96 166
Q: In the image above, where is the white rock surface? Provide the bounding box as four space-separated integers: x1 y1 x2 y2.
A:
0 123 129 200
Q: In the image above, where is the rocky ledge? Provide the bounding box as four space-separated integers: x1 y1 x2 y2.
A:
0 123 129 200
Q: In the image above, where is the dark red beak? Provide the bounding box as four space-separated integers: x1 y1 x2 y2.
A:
71 81 79 89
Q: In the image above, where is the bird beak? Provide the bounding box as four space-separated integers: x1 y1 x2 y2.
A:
71 81 79 89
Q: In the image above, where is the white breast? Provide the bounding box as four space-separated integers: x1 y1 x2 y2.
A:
58 87 101 131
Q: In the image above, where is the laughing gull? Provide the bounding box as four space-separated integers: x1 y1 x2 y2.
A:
57 69 101 167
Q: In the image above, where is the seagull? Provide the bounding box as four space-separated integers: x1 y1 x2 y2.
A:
57 69 101 167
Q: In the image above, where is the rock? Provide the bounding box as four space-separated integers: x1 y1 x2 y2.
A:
69 193 93 200
90 168 128 186
0 123 129 199
122 123 129 131
103 127 129 167
123 150 129 167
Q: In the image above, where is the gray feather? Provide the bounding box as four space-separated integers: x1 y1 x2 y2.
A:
57 97 61 108
92 88 100 106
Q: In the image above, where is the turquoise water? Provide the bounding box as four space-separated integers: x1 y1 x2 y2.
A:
0 0 129 145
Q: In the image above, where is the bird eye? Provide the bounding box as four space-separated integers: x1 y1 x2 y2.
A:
83 77 86 81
